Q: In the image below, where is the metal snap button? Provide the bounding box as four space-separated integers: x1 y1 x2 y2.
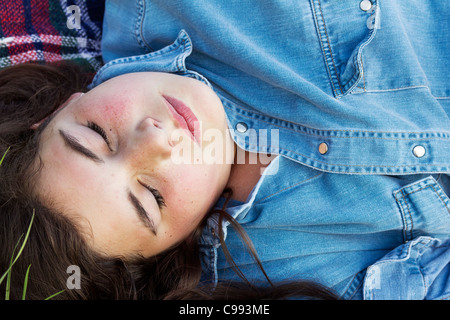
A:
360 0 372 11
235 122 248 133
413 145 426 158
318 142 328 155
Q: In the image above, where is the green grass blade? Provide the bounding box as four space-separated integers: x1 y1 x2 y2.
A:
0 234 23 288
4 242 19 300
5 269 11 300
44 289 65 300
21 264 32 300
0 147 9 166
0 212 35 285
1 150 37 300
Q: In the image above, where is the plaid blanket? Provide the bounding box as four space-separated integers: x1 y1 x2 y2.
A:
0 0 104 72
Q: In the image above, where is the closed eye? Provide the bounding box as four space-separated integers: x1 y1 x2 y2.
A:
138 181 166 209
87 121 112 151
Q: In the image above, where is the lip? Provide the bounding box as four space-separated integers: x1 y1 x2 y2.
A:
162 94 201 145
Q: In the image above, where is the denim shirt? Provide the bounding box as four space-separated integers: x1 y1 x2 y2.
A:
92 1 450 299
101 0 450 175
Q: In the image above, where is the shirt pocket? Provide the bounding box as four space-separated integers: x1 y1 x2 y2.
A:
363 236 450 300
310 0 380 97
393 175 450 242
310 1 449 98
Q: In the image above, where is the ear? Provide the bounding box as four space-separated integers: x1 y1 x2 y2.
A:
31 92 84 130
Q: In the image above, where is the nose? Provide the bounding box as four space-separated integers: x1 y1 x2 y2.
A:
125 118 173 163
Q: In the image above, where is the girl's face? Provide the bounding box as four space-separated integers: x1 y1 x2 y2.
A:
36 72 234 257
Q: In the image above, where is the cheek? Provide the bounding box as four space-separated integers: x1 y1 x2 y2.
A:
163 166 221 219
79 94 134 129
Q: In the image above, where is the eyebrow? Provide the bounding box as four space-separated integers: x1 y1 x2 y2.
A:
59 130 104 163
128 191 157 236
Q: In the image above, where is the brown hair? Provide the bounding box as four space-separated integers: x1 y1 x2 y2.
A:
0 63 337 300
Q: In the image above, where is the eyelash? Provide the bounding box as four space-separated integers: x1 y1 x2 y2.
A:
87 121 111 149
139 181 166 209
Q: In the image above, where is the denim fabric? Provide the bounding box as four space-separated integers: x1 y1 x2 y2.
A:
201 157 450 299
102 0 450 174
94 1 450 299
363 237 449 300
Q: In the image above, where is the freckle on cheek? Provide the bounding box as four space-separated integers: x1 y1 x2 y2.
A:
96 94 133 127
103 105 126 126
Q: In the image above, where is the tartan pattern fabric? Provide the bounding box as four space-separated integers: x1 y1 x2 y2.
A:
0 0 104 72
